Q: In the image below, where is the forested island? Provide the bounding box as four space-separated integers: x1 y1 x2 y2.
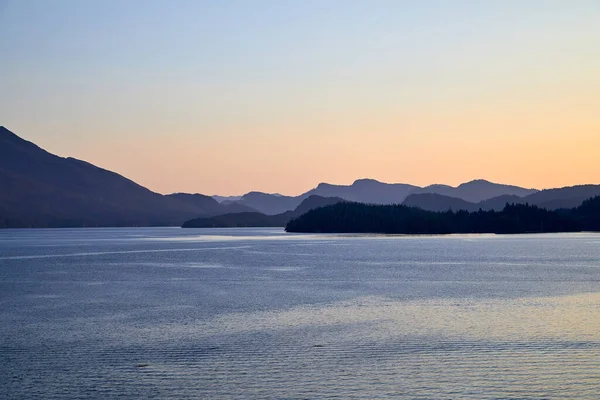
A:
285 196 600 234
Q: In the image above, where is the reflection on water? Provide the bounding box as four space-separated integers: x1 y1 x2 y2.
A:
1 228 600 399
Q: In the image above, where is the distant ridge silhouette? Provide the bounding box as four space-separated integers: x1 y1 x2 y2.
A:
235 191 301 215
413 179 538 203
216 178 538 215
1 126 597 228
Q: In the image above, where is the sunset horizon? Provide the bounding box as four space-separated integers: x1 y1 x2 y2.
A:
3 124 598 197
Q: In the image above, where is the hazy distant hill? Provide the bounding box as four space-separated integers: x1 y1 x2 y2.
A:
235 191 302 215
303 179 418 204
413 179 538 203
182 195 344 228
0 127 255 227
403 186 600 213
221 179 538 215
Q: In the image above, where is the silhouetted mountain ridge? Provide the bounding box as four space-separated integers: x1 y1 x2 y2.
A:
218 178 539 215
413 179 537 203
236 191 301 215
302 179 417 204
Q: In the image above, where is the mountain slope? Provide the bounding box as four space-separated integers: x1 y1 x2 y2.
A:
292 195 345 215
0 127 246 227
223 179 538 215
235 192 302 215
414 179 538 203
226 179 417 216
303 179 417 204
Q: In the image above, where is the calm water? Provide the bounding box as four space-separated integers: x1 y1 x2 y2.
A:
2 228 600 399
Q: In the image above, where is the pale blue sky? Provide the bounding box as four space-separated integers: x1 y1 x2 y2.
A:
1 1 599 194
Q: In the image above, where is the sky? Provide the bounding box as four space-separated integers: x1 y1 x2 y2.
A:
1 0 599 195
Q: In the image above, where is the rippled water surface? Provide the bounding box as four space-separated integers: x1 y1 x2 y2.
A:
2 228 600 399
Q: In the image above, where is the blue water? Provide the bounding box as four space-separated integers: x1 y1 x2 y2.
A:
2 228 600 399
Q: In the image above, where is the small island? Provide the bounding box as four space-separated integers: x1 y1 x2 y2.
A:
285 196 600 234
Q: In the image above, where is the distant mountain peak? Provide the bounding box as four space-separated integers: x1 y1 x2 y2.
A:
458 179 538 191
416 179 539 203
352 178 383 185
315 179 387 190
424 184 453 189
459 179 494 186
241 191 288 200
169 192 214 199
315 182 338 189
242 191 268 198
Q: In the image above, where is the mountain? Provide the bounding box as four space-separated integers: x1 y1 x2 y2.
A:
0 127 255 227
182 195 344 228
219 179 537 215
303 179 418 204
292 195 345 216
413 179 538 203
235 192 302 215
221 178 419 216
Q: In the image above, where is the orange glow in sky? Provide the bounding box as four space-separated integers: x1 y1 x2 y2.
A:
2 1 599 195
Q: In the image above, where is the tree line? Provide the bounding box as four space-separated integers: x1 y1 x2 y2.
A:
285 196 600 234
